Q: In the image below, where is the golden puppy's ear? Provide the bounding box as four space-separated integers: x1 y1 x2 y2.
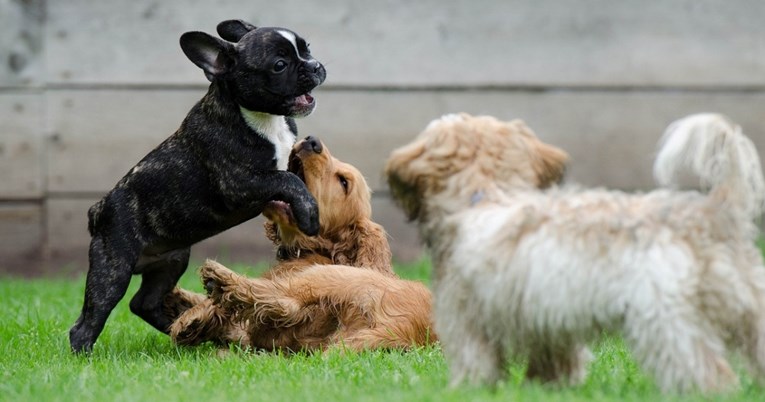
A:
533 141 568 188
330 221 394 275
351 222 394 275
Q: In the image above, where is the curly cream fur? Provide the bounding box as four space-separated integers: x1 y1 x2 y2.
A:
385 113 765 393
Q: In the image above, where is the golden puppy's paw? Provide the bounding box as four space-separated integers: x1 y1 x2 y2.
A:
169 300 225 346
199 259 236 295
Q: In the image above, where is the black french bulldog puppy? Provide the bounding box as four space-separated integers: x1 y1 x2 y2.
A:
69 19 326 353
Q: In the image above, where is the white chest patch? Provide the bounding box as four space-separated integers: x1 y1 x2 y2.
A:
240 107 295 170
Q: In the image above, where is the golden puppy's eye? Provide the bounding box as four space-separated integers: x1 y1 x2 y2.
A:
338 174 349 194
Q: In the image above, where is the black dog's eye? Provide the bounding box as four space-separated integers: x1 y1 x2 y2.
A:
273 60 288 72
338 175 349 194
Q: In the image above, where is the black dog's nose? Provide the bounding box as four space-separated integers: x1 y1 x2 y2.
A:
307 59 322 74
303 135 323 154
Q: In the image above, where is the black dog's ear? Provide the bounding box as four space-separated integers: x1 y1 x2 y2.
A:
180 32 236 81
216 19 257 42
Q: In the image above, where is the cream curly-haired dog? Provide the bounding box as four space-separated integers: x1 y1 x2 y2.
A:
385 112 765 393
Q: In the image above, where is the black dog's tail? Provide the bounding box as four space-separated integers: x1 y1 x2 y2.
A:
87 199 105 235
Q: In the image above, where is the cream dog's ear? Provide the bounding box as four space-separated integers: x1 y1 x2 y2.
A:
385 138 427 184
385 138 428 220
533 141 568 188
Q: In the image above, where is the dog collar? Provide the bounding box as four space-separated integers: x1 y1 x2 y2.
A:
470 190 485 206
276 246 314 261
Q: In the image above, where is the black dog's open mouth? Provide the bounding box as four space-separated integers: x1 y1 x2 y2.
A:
288 92 316 117
288 151 305 182
293 92 315 108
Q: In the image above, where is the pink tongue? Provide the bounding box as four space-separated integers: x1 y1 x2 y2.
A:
296 94 313 106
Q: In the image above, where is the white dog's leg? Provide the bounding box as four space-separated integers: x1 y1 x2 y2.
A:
624 313 737 393
747 317 765 385
443 324 504 388
436 283 504 387
526 343 592 386
738 260 765 385
740 291 765 385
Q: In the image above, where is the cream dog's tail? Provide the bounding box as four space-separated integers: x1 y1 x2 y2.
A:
653 113 765 219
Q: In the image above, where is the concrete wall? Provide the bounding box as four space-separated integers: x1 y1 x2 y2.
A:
1 0 764 275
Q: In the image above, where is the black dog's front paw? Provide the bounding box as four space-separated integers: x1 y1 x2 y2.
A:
69 322 96 354
293 197 320 236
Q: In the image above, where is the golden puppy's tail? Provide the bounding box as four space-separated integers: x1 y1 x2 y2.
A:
653 113 765 220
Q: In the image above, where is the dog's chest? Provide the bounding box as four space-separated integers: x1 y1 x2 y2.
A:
240 108 296 170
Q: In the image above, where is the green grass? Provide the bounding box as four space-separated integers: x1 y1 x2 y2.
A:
1 254 764 402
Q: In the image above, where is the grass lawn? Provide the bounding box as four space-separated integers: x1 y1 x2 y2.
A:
2 252 765 402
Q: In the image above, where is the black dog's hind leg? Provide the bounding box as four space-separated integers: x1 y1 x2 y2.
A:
69 236 136 354
130 248 190 334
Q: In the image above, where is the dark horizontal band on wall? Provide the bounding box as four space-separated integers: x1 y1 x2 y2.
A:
14 83 765 94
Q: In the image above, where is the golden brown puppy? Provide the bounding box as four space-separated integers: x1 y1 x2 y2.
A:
199 259 434 352
165 137 434 351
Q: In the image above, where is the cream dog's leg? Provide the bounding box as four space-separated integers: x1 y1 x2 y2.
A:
526 344 592 386
435 279 505 387
624 308 737 393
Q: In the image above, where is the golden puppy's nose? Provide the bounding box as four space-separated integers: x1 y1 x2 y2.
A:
302 135 323 154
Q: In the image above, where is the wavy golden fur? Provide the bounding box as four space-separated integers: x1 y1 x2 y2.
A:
197 259 434 351
164 137 434 352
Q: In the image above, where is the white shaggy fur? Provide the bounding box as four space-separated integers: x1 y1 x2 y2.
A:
654 113 765 220
385 113 765 393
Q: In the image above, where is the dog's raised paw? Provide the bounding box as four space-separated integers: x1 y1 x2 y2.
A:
199 260 229 286
200 278 228 302
204 279 218 295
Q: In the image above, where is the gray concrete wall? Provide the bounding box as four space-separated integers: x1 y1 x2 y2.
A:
1 0 764 274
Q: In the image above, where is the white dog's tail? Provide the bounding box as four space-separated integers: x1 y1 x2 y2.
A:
653 113 765 219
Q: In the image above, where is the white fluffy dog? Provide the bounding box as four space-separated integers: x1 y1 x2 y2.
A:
385 113 765 393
